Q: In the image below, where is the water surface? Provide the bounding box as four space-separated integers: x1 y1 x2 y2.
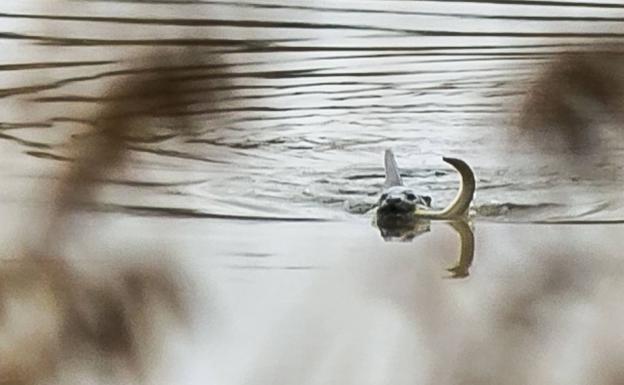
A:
3 2 624 384
2 0 624 222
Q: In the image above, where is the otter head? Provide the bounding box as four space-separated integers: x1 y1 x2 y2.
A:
377 186 431 216
376 185 431 236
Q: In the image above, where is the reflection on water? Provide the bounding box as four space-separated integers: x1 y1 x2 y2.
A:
376 218 474 279
377 218 432 241
445 220 474 278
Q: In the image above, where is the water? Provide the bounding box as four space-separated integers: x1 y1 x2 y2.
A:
2 0 624 222
2 209 621 385
3 2 624 384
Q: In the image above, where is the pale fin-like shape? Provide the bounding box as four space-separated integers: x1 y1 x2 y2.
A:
384 149 403 187
414 157 476 219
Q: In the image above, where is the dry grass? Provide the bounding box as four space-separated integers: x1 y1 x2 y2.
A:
519 45 624 153
0 49 227 385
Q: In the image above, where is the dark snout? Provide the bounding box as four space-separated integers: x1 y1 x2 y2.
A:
386 197 402 205
377 197 415 215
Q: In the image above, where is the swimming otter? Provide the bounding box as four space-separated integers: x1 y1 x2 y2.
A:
375 150 476 278
376 149 475 224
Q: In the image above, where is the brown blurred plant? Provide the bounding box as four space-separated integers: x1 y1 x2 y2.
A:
1 48 227 385
519 45 624 153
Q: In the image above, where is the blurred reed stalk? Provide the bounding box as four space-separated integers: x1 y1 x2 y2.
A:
519 45 624 155
1 48 228 385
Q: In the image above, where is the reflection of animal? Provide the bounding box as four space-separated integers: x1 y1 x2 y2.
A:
376 149 475 224
445 220 474 279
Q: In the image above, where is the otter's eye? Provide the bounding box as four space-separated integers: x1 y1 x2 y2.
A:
405 193 416 201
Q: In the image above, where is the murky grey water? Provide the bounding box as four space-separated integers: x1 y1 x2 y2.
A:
2 208 621 385
3 0 624 222
4 2 624 384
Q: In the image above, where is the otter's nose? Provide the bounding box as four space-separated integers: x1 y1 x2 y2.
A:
387 197 402 205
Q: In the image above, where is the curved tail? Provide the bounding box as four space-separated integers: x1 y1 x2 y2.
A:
414 157 475 219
